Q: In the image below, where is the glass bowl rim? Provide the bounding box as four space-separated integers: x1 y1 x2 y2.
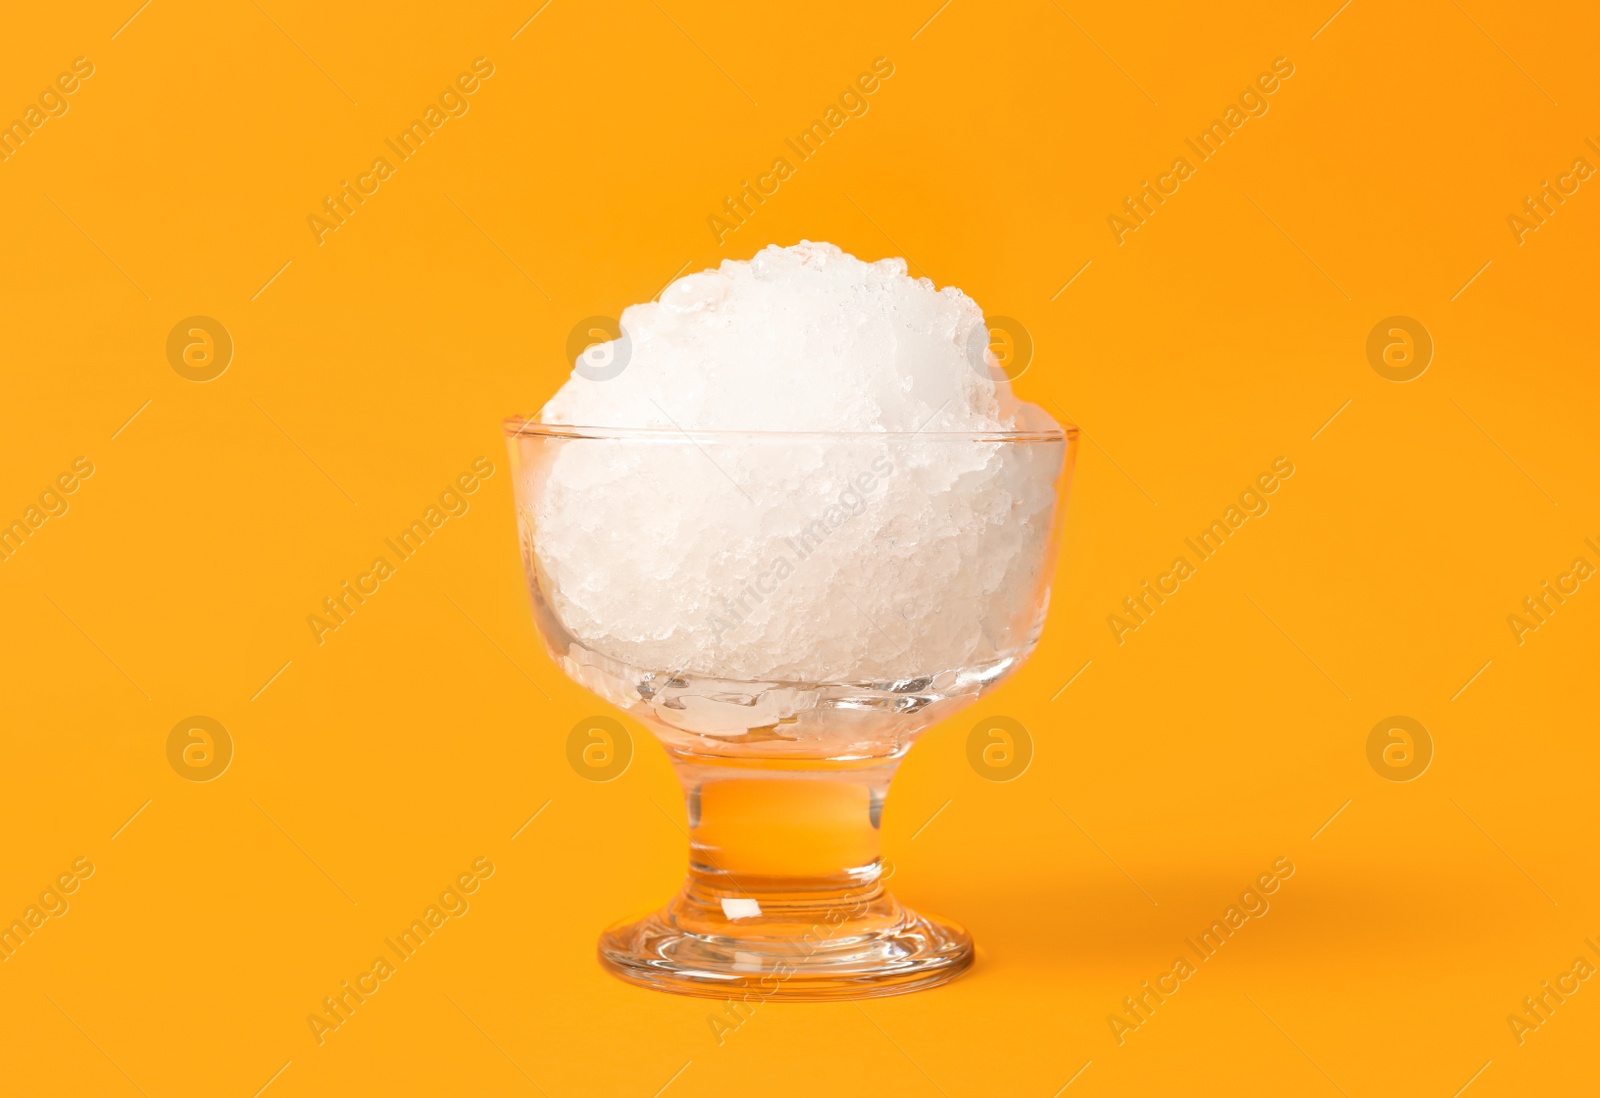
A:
502 415 1076 444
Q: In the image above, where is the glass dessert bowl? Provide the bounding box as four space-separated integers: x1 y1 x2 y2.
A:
505 416 1076 999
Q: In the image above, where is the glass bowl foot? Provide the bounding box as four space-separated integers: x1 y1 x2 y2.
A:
598 893 972 1001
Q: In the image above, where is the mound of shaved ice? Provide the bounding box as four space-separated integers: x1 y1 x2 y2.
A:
522 242 1062 710
541 241 1026 432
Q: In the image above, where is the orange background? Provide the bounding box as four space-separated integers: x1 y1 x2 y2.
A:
3 1 1598 1094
